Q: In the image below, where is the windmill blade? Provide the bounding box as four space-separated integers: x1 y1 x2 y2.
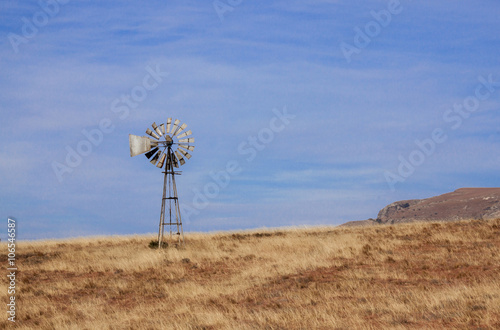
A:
178 137 195 144
172 152 179 168
150 150 161 165
166 118 172 133
175 150 186 166
177 130 192 139
159 123 165 135
175 123 188 136
146 128 160 140
177 148 192 159
145 147 159 159
179 144 195 151
170 119 181 136
156 153 167 168
129 134 154 157
152 122 163 137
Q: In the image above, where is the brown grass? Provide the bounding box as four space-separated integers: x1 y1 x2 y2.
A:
1 219 499 329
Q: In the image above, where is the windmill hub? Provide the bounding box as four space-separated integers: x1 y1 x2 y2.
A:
129 118 195 248
165 135 173 146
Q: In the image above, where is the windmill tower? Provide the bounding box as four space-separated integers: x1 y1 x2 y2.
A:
129 118 195 248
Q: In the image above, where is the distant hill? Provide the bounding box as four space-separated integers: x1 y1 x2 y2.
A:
342 188 500 227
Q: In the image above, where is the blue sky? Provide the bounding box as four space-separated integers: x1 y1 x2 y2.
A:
1 0 499 240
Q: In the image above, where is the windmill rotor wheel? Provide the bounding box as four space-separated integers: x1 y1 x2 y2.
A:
129 118 195 170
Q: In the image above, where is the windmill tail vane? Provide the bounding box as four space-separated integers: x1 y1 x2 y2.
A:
129 118 195 248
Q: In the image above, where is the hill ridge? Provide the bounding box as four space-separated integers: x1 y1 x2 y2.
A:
342 187 500 227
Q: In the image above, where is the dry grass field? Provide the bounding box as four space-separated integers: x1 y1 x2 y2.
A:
1 219 499 329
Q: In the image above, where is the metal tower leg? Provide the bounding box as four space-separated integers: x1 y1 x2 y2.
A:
157 167 168 248
171 172 185 246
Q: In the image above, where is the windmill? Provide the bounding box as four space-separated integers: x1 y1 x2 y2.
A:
129 118 195 248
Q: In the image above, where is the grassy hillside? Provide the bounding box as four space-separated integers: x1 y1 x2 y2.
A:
1 219 499 329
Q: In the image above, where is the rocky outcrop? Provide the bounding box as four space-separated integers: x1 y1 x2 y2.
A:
376 199 422 223
376 188 500 224
341 188 500 226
